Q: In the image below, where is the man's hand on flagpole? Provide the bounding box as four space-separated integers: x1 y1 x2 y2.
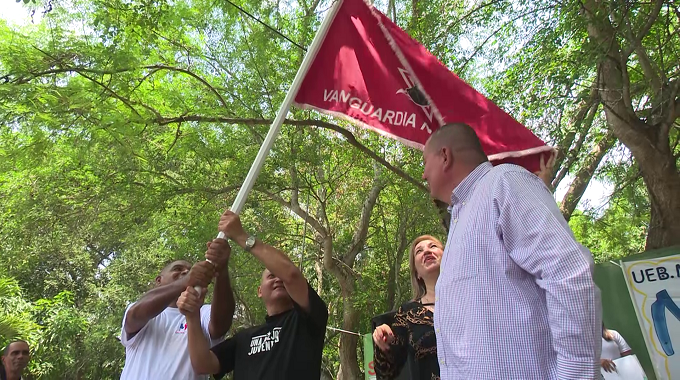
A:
205 239 231 277
187 261 215 289
218 210 249 248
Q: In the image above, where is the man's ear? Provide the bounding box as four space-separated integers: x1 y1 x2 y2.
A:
441 147 454 171
155 275 162 286
257 286 263 298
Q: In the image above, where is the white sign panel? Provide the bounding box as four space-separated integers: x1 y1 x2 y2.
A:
600 355 647 380
622 254 680 380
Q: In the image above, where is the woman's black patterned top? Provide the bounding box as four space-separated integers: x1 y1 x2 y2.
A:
373 301 440 380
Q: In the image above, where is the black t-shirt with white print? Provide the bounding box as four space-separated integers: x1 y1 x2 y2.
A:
211 283 328 380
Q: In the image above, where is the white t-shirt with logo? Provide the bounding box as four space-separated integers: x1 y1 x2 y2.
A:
120 303 216 380
601 330 631 360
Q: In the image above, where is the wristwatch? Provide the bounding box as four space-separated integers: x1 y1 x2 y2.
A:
244 235 256 252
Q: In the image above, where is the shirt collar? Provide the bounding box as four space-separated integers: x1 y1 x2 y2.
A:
449 161 493 207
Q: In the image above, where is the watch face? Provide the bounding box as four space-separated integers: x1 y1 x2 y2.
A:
246 236 255 249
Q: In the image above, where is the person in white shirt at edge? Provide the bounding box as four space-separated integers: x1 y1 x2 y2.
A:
601 325 633 374
119 239 235 380
421 123 602 380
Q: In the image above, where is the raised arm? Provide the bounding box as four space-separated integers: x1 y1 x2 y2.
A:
496 169 600 379
178 286 222 375
218 210 311 312
204 239 236 339
125 261 214 337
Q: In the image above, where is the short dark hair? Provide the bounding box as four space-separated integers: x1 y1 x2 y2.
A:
3 340 29 356
428 123 487 162
159 259 191 276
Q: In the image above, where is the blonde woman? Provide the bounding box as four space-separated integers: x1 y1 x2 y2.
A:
372 235 443 380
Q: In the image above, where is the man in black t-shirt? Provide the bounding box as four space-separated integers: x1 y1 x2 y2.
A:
178 210 329 380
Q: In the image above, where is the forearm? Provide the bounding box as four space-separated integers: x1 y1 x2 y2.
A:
234 234 299 283
374 324 407 378
549 270 601 378
209 271 235 338
125 278 188 334
187 314 221 375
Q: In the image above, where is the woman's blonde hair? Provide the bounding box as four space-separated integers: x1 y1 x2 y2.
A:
408 235 444 301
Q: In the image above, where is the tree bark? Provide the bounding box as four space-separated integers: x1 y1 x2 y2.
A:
582 0 680 249
552 88 599 190
559 130 616 221
386 212 409 310
335 280 361 380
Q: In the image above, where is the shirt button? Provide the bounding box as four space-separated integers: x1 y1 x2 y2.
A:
440 359 445 364
435 297 438 301
453 219 458 223
462 201 466 205
435 328 440 333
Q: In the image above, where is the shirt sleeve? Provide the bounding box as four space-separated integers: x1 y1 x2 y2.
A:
199 304 223 346
210 334 238 380
294 283 329 335
495 169 601 379
120 302 149 348
374 306 409 380
612 331 632 354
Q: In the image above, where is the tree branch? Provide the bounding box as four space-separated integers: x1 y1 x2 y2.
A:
157 115 429 193
559 129 616 220
553 82 600 183
343 165 386 266
637 0 664 43
553 101 599 189
460 6 553 72
12 60 233 114
260 189 328 238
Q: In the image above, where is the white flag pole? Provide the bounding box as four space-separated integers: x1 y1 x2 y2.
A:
207 0 344 254
198 1 344 293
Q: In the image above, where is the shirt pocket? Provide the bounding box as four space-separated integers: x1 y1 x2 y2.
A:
441 246 480 282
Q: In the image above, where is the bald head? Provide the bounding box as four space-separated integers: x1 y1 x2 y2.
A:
422 123 489 203
425 123 487 163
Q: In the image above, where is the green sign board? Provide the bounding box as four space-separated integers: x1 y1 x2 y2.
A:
363 333 376 380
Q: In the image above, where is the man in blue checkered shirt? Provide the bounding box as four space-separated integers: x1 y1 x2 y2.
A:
421 123 601 380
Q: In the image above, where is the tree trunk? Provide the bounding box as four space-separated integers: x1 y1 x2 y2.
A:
335 279 361 380
386 212 409 310
553 100 599 190
559 130 616 221
596 58 680 249
582 0 680 249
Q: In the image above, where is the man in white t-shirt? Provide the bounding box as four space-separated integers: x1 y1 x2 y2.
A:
119 239 235 380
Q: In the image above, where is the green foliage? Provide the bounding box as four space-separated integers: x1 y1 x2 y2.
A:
1 0 675 377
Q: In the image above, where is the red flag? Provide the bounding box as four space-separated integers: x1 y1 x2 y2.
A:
294 0 552 172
